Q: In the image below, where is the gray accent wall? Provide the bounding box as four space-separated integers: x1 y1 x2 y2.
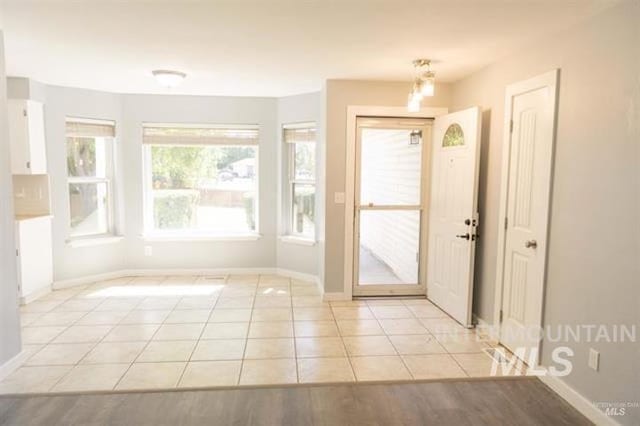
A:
44 85 127 280
0 30 22 366
5 80 323 282
121 94 278 271
276 92 321 276
450 2 640 423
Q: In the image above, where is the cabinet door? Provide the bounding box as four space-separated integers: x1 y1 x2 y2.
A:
16 217 53 298
8 100 47 175
26 101 47 174
8 100 30 174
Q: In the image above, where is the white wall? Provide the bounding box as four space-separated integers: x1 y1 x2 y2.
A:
276 92 321 276
0 27 22 366
450 1 640 423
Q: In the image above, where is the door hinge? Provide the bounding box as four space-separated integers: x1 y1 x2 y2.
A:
509 120 514 133
416 252 419 263
15 248 19 257
26 161 31 169
499 310 503 323
23 109 27 117
504 217 508 230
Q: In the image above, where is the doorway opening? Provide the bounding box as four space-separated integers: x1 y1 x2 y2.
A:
352 117 432 296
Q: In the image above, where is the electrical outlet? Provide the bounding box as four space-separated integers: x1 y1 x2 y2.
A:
144 246 153 257
588 348 599 371
334 192 345 204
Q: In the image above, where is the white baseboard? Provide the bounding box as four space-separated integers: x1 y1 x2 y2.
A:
53 268 322 294
539 374 619 426
322 291 349 301
0 350 29 382
20 285 52 305
473 314 500 340
275 268 325 298
472 314 616 425
275 268 317 284
125 268 278 278
54 270 129 290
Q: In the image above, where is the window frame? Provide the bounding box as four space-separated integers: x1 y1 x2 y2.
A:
141 123 260 239
284 122 316 241
65 118 116 240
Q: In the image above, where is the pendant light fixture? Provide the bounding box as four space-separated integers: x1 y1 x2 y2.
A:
407 59 435 112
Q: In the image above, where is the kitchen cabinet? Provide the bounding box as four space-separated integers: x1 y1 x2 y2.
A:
8 99 47 174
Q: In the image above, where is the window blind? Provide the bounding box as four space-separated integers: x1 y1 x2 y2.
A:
143 124 259 146
66 118 116 138
283 123 316 144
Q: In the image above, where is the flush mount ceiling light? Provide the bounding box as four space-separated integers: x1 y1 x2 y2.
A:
407 59 436 112
152 70 187 88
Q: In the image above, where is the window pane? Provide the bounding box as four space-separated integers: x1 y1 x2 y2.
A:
69 182 109 236
292 183 315 237
358 209 420 285
150 145 257 233
67 137 108 177
294 143 315 180
359 128 422 205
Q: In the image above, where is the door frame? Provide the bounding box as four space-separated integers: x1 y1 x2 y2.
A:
352 117 432 296
492 70 559 356
343 106 448 300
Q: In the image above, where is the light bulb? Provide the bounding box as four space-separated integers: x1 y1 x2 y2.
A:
407 93 420 112
421 72 435 97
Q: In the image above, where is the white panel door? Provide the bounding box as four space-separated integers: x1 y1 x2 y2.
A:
427 107 481 327
500 72 557 361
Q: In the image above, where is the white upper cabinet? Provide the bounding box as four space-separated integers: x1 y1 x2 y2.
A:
8 99 47 175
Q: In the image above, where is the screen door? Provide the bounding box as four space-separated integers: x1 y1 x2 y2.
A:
353 117 432 296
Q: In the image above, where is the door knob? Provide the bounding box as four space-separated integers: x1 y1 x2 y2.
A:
456 233 470 240
524 240 537 248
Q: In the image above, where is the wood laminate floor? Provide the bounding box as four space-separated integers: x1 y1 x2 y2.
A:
0 378 591 426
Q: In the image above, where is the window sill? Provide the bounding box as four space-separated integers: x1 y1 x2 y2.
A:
142 233 262 242
67 235 124 248
279 235 316 246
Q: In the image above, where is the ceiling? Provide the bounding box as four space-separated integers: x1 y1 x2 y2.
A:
2 0 619 97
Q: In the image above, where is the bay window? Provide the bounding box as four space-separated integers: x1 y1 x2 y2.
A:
66 118 116 238
142 124 259 237
283 123 316 239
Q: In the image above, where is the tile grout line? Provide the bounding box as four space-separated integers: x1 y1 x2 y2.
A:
368 301 416 380
236 274 258 386
330 302 358 382
170 275 210 388
41 278 139 392
288 276 299 384
112 275 178 391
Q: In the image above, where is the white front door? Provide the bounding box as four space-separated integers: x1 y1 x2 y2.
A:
499 71 558 361
426 107 481 327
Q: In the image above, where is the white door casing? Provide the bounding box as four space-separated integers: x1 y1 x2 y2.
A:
352 117 432 296
426 107 482 327
497 70 558 362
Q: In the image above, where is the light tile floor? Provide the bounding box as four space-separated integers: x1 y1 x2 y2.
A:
1 274 526 394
